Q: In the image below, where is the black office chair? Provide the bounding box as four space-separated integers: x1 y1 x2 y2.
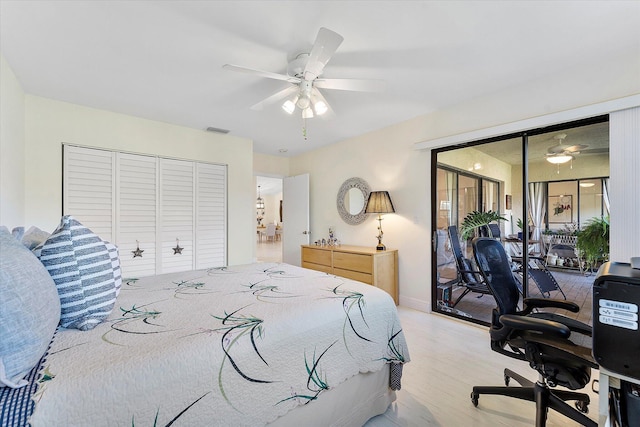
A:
447 225 492 308
470 237 597 427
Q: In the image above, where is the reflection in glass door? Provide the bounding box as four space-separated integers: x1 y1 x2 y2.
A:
433 141 513 324
432 117 609 327
458 175 477 229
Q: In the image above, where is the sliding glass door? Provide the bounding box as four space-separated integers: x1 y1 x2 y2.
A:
432 117 609 325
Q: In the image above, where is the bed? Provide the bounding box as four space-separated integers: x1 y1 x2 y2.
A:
1 222 409 427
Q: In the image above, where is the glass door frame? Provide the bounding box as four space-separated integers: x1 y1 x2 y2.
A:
430 115 609 325
436 165 502 231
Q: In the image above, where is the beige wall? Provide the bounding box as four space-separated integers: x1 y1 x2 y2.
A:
3 50 638 310
254 152 290 177
509 155 611 231
290 121 432 310
289 52 640 311
0 55 26 228
18 94 255 266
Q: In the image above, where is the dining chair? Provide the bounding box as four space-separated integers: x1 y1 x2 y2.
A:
265 224 276 242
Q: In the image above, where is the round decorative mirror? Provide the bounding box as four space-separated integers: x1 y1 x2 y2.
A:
337 177 371 225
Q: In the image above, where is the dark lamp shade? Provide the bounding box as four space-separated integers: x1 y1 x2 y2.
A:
365 191 395 214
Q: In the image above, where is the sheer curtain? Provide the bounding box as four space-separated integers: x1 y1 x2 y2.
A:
603 178 610 215
445 170 456 226
528 182 547 253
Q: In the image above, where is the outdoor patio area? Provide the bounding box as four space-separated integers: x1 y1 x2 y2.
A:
442 266 595 327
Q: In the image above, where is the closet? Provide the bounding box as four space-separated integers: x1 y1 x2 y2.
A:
63 145 227 277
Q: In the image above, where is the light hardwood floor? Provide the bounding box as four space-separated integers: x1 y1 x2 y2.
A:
366 307 599 426
440 262 594 326
256 239 283 263
258 242 598 425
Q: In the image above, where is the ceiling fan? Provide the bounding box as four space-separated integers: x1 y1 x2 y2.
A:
223 27 384 124
545 133 588 165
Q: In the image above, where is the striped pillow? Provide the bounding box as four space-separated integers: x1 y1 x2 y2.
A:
34 216 118 331
106 242 122 297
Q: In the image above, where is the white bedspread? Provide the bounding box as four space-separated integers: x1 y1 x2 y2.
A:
29 263 409 427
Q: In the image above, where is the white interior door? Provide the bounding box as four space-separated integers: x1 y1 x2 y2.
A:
282 173 310 266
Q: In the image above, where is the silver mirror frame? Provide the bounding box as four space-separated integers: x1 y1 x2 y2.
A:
337 177 371 225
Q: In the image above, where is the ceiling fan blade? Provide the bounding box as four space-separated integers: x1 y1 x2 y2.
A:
250 86 298 111
223 64 299 83
315 78 385 92
547 144 570 154
303 27 344 81
547 143 588 154
565 144 588 153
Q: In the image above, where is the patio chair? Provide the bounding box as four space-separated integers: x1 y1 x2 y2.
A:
512 256 567 299
447 225 492 307
479 223 501 239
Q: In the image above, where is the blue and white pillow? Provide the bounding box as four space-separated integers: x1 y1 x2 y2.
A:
106 242 122 297
0 228 60 388
15 226 50 250
34 216 118 331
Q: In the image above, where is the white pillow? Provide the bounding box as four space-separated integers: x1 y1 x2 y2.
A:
34 216 118 331
0 228 60 388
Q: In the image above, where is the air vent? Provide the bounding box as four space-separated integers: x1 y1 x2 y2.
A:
206 126 230 134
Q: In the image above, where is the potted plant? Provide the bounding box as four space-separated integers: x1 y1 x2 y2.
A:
576 216 610 271
460 210 506 240
516 218 524 240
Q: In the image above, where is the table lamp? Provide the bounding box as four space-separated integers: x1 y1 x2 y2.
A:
365 191 395 250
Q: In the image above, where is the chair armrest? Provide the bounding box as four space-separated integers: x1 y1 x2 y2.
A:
522 297 580 313
499 314 571 339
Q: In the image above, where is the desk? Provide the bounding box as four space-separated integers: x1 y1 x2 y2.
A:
503 238 541 257
598 368 640 426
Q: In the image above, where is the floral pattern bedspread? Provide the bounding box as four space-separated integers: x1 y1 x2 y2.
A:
28 263 409 427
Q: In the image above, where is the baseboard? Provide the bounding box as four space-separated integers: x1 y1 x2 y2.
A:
398 295 430 313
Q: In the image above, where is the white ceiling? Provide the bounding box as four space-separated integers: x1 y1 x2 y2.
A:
1 1 639 157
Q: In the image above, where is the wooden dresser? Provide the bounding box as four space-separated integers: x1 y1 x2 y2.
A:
301 244 398 304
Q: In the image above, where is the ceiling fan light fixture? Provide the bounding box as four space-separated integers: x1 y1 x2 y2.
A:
313 100 328 116
546 154 573 164
301 107 314 119
282 100 296 114
296 94 311 110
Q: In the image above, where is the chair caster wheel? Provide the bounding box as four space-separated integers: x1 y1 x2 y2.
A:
575 400 589 413
471 392 479 407
504 374 510 386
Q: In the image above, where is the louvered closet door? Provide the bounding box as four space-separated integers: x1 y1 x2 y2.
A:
63 146 115 242
159 158 194 274
117 153 157 278
63 145 227 277
195 163 227 269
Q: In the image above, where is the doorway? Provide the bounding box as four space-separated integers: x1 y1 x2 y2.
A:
256 176 283 263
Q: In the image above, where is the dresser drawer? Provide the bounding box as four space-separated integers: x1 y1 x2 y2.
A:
302 261 333 274
302 247 332 267
333 252 372 274
334 268 372 285
300 245 398 305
